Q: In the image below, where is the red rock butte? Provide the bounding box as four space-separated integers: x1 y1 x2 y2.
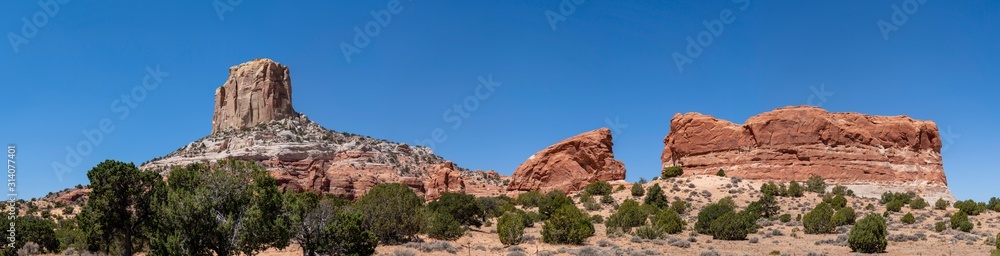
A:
506 128 627 194
212 58 296 133
661 106 955 202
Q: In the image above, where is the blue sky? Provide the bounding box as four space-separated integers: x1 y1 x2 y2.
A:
2 1 998 201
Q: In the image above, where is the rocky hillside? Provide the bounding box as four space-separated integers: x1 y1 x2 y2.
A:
661 106 955 202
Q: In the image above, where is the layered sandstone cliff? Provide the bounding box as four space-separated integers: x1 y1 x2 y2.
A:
661 106 954 201
506 128 627 193
212 58 296 133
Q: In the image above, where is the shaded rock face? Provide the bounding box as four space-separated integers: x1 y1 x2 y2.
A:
424 161 466 201
212 58 296 133
661 106 954 201
506 128 626 194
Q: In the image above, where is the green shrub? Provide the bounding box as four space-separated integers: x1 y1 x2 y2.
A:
880 191 916 205
805 174 826 193
670 200 689 215
958 221 973 232
901 212 915 224
498 212 525 245
831 207 856 227
954 199 984 215
607 200 646 233
760 182 781 197
909 197 928 210
643 184 669 209
583 181 613 196
633 224 664 239
631 184 645 197
830 185 854 197
995 232 999 251
600 194 615 205
541 204 595 245
661 166 683 179
988 197 1000 212
640 204 660 216
803 202 835 234
695 202 734 234
779 214 792 223
428 192 484 227
539 190 573 218
934 198 949 210
950 211 969 229
716 169 726 177
751 194 780 219
590 214 604 224
651 209 685 234
582 195 601 212
934 221 947 232
354 183 424 244
615 185 625 192
326 210 378 256
709 212 751 240
831 195 847 210
516 191 544 208
886 200 904 212
516 210 538 228
787 181 804 197
423 210 465 240
848 213 887 253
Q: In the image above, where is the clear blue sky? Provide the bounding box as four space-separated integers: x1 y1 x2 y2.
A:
2 1 998 201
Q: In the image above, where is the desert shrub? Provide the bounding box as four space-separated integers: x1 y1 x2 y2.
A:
615 185 625 192
988 197 1000 212
779 214 792 223
640 204 660 216
958 221 973 232
516 210 538 227
935 198 949 210
661 166 683 179
631 184 645 197
716 169 726 177
831 207 856 227
695 202 734 234
901 212 916 224
995 232 999 251
954 199 984 216
583 181 613 196
670 200 689 215
428 192 484 227
805 174 826 193
498 212 525 246
934 221 947 232
539 190 573 218
760 182 781 197
643 184 669 209
950 211 969 230
651 209 685 234
830 185 854 197
516 191 544 208
423 210 465 240
607 200 646 233
541 205 594 244
830 195 847 210
600 195 615 205
803 202 835 234
756 194 780 218
590 214 603 224
580 194 600 211
709 212 751 240
354 183 425 244
880 191 916 205
848 213 887 253
787 181 804 197
910 197 928 210
633 224 664 239
886 200 904 212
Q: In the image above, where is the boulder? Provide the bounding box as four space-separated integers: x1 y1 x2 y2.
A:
506 128 626 193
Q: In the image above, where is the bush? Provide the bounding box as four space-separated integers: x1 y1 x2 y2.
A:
516 191 544 208
709 212 751 240
958 221 973 232
695 202 734 234
600 195 615 205
631 184 645 197
880 191 916 205
760 181 781 197
517 210 538 227
935 198 949 210
787 181 804 197
779 214 792 223
831 207 856 227
539 190 573 218
326 210 379 256
934 221 947 232
615 185 625 192
541 205 595 244
607 200 646 233
590 214 603 224
950 211 969 230
583 181 613 196
830 195 847 210
886 200 904 212
831 185 853 197
651 209 685 234
954 199 984 216
989 197 1000 212
750 194 780 219
661 166 683 179
428 192 484 227
355 183 425 244
910 197 928 210
901 212 915 224
670 200 689 215
803 203 835 234
716 169 726 177
848 213 887 253
633 224 664 239
423 210 465 240
643 184 669 209
805 174 826 193
580 194 600 211
498 212 525 246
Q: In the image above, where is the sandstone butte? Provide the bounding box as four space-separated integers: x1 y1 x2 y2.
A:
139 58 509 200
661 106 956 202
506 128 627 194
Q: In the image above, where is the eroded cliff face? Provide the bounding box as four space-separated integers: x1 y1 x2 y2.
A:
661 106 954 202
506 128 627 194
212 58 296 133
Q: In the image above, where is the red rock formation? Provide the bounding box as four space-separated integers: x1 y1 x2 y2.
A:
424 161 466 200
661 106 954 201
506 128 626 193
212 58 296 133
